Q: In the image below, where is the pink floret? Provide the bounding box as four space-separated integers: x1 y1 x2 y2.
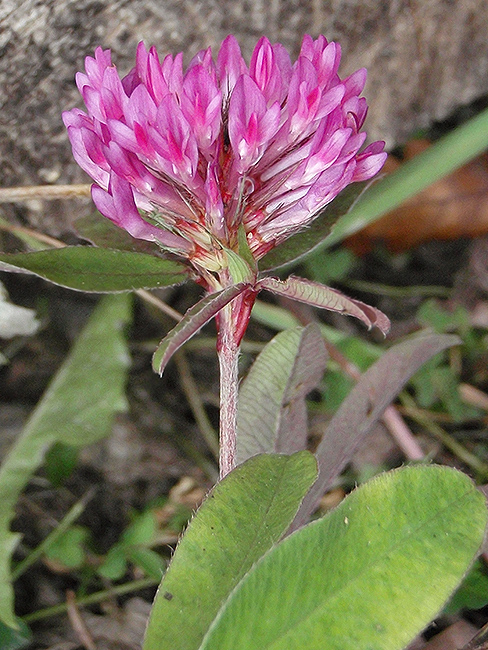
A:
63 35 386 267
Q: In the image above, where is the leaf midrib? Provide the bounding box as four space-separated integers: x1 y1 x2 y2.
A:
212 480 479 650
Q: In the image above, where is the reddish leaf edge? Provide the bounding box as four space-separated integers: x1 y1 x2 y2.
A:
152 282 251 375
258 275 390 335
152 274 389 377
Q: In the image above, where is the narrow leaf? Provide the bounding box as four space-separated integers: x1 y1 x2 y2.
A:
200 465 488 650
152 282 250 375
0 295 131 628
258 275 390 334
237 325 327 463
20 297 131 448
0 247 188 292
258 182 368 271
143 452 318 650
293 332 461 529
251 299 383 360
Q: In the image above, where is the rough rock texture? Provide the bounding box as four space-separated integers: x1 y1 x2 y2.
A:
1 0 488 233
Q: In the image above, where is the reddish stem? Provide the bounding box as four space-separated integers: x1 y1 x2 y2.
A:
216 288 257 478
217 314 240 478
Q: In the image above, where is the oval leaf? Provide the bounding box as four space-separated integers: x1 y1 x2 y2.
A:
259 275 390 334
143 452 318 650
152 283 250 375
0 247 188 292
237 324 327 463
200 465 488 650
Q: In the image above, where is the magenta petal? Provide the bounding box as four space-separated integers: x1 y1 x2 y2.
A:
217 34 247 99
124 83 158 129
107 119 139 154
204 161 226 238
352 151 388 181
315 41 341 86
66 126 110 188
83 47 112 88
343 68 367 100
100 66 128 120
82 86 106 123
181 64 222 154
93 175 190 251
249 36 285 105
271 42 292 90
315 84 345 120
187 47 216 78
228 75 281 172
91 185 117 222
135 41 150 84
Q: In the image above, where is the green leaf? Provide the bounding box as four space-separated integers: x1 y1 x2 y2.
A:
258 275 390 335
321 369 355 412
237 325 327 463
0 247 188 292
431 366 470 421
152 283 250 375
304 247 357 285
0 294 131 628
294 332 461 528
251 299 382 362
444 559 488 614
44 443 78 486
224 249 254 283
44 526 89 569
127 547 165 581
200 465 488 650
11 493 91 582
98 546 128 581
18 296 131 448
0 619 32 650
98 509 161 581
122 510 157 546
258 182 367 271
417 299 471 334
143 452 318 650
237 224 257 270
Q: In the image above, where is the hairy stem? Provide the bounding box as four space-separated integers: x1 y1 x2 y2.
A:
217 305 240 479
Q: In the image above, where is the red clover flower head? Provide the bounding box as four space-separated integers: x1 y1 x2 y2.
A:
63 35 386 288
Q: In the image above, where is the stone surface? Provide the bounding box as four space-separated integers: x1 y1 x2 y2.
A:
1 0 488 233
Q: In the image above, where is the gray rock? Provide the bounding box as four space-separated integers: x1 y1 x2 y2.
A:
1 0 488 233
